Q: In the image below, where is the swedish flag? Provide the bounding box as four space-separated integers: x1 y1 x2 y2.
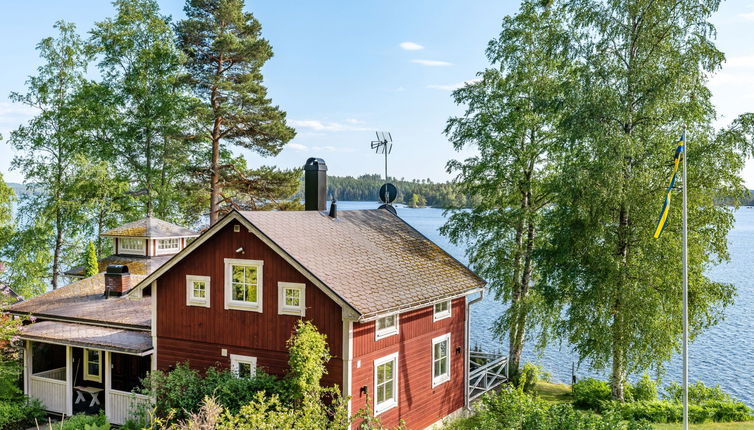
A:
653 133 685 238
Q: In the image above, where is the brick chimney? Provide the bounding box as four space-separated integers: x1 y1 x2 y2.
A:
304 157 327 211
104 265 130 297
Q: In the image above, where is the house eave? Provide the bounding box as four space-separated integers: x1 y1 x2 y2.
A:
358 286 485 322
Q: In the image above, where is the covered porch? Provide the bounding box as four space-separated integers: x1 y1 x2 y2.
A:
21 321 152 425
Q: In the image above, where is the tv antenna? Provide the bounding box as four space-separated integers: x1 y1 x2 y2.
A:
371 131 393 183
371 131 398 215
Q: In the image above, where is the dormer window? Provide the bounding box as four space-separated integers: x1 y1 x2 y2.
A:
119 238 145 255
156 238 181 255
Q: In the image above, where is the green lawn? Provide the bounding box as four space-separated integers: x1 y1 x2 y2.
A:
534 381 573 403
652 423 754 430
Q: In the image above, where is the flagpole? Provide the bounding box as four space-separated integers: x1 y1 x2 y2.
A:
682 127 689 430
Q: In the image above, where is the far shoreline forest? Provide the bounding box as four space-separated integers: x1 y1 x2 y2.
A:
9 180 754 209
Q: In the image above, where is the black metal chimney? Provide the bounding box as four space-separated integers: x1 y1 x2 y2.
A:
304 157 327 211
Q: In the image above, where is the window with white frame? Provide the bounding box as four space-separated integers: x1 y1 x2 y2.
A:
375 314 399 340
224 259 263 312
119 238 145 255
433 300 451 321
83 349 102 383
432 334 451 387
230 354 257 378
186 275 211 307
156 238 181 254
374 352 398 414
278 282 305 316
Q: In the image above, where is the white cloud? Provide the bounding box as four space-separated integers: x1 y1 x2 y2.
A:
427 79 481 91
345 118 365 124
738 11 754 21
725 55 754 67
411 59 453 67
399 41 424 51
289 119 370 132
287 143 308 151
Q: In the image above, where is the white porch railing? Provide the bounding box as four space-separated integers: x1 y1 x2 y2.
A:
29 368 67 413
108 390 151 425
468 351 509 401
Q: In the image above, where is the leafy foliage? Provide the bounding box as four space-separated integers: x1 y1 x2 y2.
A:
0 398 46 430
8 21 92 290
517 363 551 394
83 241 98 277
446 387 652 430
51 412 110 430
441 0 571 380
287 320 331 398
140 362 288 422
537 0 754 400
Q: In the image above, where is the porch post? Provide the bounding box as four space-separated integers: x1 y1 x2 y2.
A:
23 341 30 395
105 351 111 419
66 346 73 417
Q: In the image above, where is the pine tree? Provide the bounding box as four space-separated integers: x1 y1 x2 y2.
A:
83 241 98 278
176 0 297 223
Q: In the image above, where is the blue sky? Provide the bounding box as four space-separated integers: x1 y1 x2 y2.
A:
1 1 754 186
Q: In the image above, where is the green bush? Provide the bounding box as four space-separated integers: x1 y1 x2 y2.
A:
631 374 658 402
0 397 46 430
446 387 652 430
52 412 110 429
517 362 550 394
665 381 730 404
141 362 290 422
572 378 612 410
704 399 754 422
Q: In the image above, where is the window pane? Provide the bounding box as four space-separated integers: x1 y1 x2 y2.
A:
238 362 251 378
434 360 441 377
438 341 447 358
385 361 393 377
440 357 447 375
245 266 257 283
232 266 244 283
377 365 385 384
233 283 245 301
246 285 257 302
377 384 385 403
385 380 394 401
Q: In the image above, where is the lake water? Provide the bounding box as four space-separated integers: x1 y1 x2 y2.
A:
336 201 754 406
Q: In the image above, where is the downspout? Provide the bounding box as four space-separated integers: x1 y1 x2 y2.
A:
465 289 485 409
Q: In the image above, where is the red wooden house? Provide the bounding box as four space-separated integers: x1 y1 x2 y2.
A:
8 158 507 429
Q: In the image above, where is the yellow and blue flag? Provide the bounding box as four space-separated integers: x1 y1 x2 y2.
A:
653 133 685 238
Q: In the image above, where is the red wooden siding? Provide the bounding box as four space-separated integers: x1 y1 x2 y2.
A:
155 221 344 388
351 297 466 429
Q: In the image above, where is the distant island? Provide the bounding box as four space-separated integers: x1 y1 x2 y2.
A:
326 174 474 209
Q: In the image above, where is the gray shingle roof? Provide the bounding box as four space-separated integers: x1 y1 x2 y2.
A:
239 209 485 317
65 254 172 277
19 321 152 354
9 273 150 329
102 216 198 238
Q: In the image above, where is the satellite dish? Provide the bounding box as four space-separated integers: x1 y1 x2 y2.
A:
379 183 398 204
379 204 397 215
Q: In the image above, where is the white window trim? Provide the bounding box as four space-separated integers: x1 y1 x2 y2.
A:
224 258 264 312
155 238 181 255
431 333 451 387
186 275 211 308
375 313 399 341
118 238 146 256
83 349 102 383
373 352 398 415
230 354 257 378
433 300 452 322
278 282 306 316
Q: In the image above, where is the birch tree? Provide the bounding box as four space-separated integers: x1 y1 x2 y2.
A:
540 0 753 400
441 1 571 380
